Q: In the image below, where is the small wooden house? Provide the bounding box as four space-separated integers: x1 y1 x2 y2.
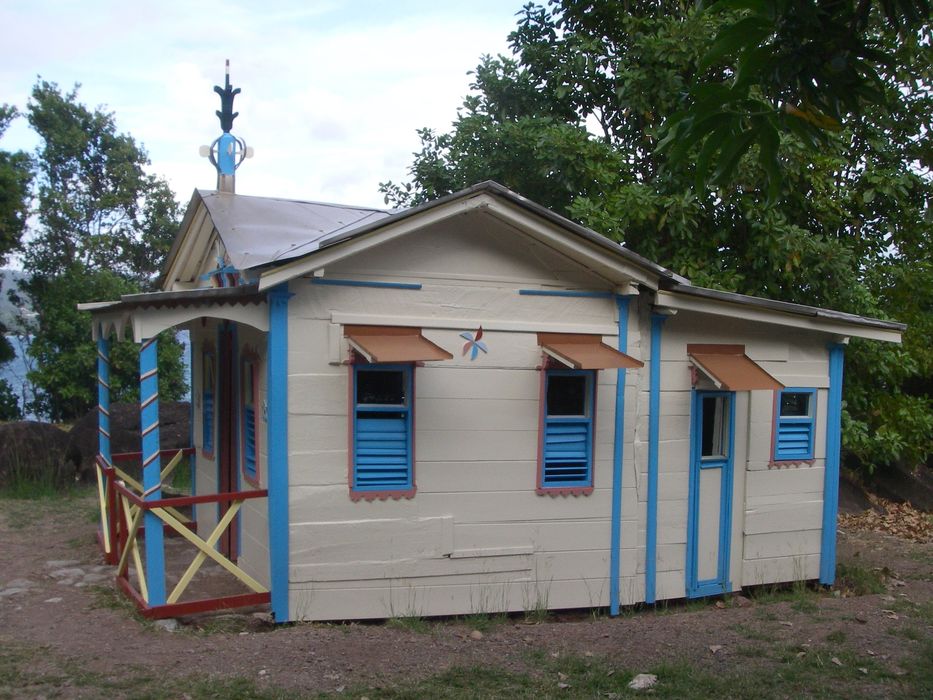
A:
84 180 903 622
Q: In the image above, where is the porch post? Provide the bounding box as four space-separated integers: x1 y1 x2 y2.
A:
96 330 112 466
267 285 293 622
140 337 166 605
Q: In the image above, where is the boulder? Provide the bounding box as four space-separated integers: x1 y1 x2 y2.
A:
66 401 190 482
0 420 74 489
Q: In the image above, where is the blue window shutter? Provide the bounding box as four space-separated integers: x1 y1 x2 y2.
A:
352 365 413 491
203 392 214 452
244 404 256 478
774 389 816 460
541 370 594 488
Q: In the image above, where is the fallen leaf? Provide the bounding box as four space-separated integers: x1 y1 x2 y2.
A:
708 645 723 654
831 657 843 667
558 672 568 681
866 649 876 656
557 682 571 690
858 668 868 675
779 621 794 627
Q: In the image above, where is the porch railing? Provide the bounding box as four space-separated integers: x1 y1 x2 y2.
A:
95 449 271 619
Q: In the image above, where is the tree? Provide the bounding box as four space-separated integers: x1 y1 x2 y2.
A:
18 81 185 421
382 0 932 473
661 0 933 194
0 105 33 419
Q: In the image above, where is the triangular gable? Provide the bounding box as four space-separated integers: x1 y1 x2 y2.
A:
160 190 392 292
255 183 674 292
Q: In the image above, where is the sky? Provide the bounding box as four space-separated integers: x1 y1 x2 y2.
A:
0 0 528 209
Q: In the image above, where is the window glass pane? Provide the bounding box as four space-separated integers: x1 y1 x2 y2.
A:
242 361 254 404
357 369 405 405
203 354 214 390
547 374 588 416
780 392 810 417
701 396 728 458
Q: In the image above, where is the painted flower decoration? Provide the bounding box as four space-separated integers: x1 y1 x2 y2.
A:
460 326 488 361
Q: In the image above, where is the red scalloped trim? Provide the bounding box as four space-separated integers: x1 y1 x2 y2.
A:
536 486 594 497
350 488 417 502
768 459 816 469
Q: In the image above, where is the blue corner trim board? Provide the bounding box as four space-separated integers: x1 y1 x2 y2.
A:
519 289 614 299
311 278 422 290
821 343 845 584
139 337 165 606
268 285 293 621
609 295 631 616
646 313 667 604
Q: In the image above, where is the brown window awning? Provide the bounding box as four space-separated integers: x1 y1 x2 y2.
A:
345 325 453 363
687 344 783 391
538 333 644 370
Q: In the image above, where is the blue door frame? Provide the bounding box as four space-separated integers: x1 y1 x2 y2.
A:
686 390 736 598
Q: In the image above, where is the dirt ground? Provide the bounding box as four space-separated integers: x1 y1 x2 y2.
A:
0 492 930 699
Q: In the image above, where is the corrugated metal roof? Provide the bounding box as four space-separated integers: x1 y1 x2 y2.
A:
199 190 392 270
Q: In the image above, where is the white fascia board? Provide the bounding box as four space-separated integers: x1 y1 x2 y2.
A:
161 204 212 292
656 290 903 343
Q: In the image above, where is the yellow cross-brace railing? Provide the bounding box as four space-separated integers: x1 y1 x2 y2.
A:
152 502 268 604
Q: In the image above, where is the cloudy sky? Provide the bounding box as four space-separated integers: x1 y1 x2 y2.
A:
0 0 528 209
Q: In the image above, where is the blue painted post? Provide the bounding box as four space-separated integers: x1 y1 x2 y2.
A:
96 332 111 467
140 337 165 605
646 313 667 604
610 296 632 616
820 343 845 584
267 285 293 622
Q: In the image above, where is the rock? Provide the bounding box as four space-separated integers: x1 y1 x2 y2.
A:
45 560 81 569
732 595 752 608
557 682 570 689
252 611 274 624
0 587 28 598
44 597 63 603
4 578 35 589
708 645 723 654
154 618 179 632
628 673 658 690
469 629 484 640
49 568 85 579
831 657 843 667
67 401 190 483
0 421 74 489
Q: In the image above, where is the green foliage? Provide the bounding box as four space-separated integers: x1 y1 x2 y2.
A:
0 377 21 420
0 105 32 267
384 0 932 474
22 266 184 421
9 80 185 421
662 0 932 196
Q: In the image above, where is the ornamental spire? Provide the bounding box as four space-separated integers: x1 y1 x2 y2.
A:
200 60 252 193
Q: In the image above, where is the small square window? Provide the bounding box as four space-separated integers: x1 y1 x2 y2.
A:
774 389 816 462
546 374 589 416
356 369 406 405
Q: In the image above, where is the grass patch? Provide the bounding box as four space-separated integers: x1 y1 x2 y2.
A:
386 616 432 634
0 456 75 500
836 562 887 595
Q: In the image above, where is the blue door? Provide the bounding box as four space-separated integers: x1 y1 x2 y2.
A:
686 391 735 597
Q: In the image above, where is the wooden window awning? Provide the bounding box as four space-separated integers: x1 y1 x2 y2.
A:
687 344 783 391
345 325 453 363
538 333 644 370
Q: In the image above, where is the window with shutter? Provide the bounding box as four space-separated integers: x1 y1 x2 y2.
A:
351 364 414 495
241 356 259 484
202 349 215 457
773 388 816 461
539 369 595 492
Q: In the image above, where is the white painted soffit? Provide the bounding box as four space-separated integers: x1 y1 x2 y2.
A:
257 193 658 292
655 289 904 343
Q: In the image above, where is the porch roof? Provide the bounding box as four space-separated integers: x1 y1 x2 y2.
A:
78 285 268 341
